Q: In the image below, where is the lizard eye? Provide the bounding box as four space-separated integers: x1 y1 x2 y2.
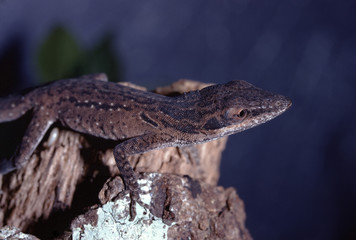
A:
237 109 247 118
226 108 248 120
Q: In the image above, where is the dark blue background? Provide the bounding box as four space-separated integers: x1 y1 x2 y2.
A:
0 1 355 239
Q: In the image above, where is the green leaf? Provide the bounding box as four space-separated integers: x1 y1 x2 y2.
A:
37 26 83 83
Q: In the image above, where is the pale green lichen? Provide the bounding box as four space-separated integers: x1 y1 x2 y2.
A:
72 175 174 240
0 226 39 240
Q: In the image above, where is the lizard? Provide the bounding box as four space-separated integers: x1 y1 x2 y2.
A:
0 73 291 219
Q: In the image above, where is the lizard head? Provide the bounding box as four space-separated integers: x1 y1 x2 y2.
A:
197 80 292 139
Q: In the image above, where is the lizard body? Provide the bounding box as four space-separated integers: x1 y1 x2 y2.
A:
0 73 291 219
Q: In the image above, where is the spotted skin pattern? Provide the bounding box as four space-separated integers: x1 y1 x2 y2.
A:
0 73 291 219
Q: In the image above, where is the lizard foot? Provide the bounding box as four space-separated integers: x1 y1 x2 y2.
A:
129 198 151 221
113 188 140 221
129 198 137 221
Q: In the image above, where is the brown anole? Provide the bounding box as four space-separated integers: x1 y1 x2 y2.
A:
0 73 291 219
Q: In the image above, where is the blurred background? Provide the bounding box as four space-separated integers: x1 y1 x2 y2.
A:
0 0 355 239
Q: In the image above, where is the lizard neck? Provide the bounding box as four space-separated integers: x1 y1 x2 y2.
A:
143 91 204 136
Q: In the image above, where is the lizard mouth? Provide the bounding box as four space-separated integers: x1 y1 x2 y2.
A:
277 96 292 114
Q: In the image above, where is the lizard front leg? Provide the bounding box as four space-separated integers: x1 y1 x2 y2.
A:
113 133 172 220
1 111 54 173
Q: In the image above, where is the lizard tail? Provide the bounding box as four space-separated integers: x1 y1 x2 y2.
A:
0 94 32 123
